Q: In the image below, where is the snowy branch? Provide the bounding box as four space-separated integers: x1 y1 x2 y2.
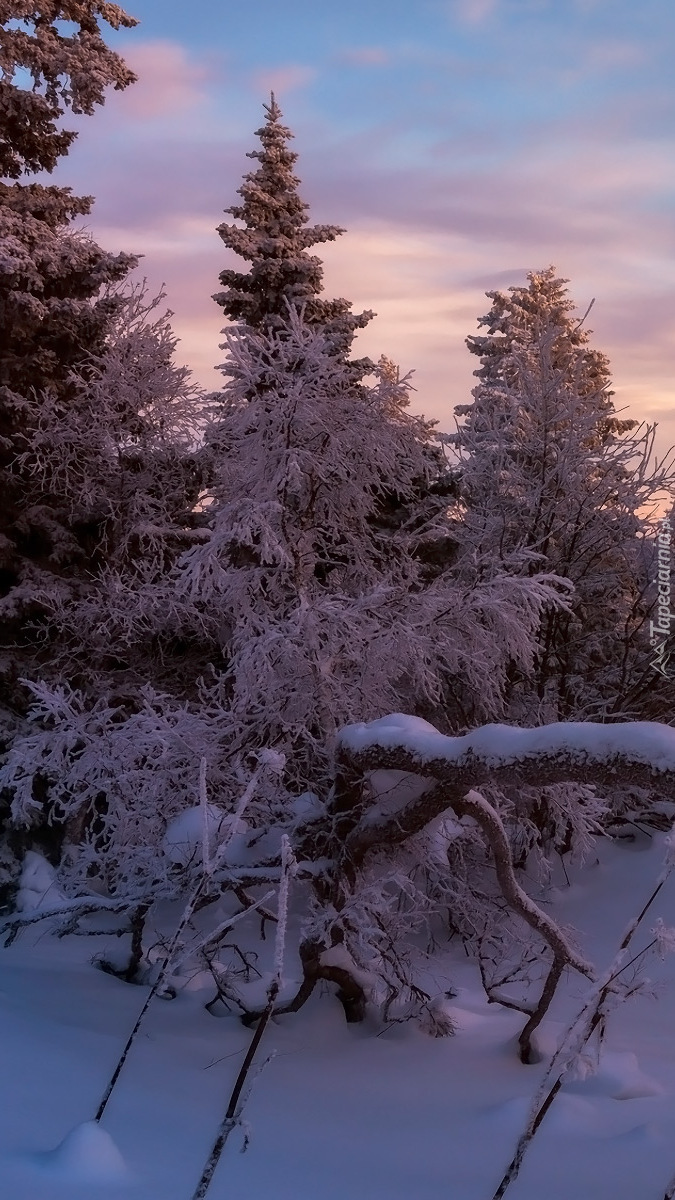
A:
0 898 133 946
318 713 675 1054
336 715 675 862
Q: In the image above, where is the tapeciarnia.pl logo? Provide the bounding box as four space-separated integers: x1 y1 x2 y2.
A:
650 514 675 679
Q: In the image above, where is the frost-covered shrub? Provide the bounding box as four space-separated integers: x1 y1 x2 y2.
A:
0 681 230 900
175 306 572 799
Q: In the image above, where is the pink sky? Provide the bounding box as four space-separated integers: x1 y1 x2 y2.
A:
57 1 675 468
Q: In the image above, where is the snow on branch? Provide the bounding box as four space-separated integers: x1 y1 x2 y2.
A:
0 898 133 947
337 713 675 858
328 712 675 1058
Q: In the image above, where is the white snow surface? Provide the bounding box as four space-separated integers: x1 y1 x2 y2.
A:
3 834 675 1198
16 851 66 913
29 1122 129 1183
162 805 249 867
340 711 675 771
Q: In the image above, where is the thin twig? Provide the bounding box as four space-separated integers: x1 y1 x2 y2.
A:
95 760 272 1123
491 861 674 1199
190 836 296 1199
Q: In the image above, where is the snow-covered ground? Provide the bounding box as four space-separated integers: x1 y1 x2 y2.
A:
2 831 675 1200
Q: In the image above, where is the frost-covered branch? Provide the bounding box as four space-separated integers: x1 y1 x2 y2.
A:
321 713 675 1052
336 714 675 862
0 897 133 947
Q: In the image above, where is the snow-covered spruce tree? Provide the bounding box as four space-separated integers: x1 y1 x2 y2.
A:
213 93 373 372
0 5 211 907
0 280 212 914
451 267 675 723
447 267 675 844
0 2 139 655
17 282 210 686
213 95 461 587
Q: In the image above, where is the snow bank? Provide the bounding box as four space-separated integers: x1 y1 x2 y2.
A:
564 1050 664 1101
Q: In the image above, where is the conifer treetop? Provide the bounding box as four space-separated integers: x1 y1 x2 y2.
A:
465 266 615 403
214 94 374 360
0 1 138 179
459 266 636 442
454 267 638 498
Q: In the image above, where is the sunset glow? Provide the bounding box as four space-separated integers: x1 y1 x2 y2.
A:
58 0 674 447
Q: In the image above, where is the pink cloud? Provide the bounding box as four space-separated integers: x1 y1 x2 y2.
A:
452 0 499 26
108 40 212 120
337 47 390 66
58 66 674 464
583 38 648 71
250 65 317 98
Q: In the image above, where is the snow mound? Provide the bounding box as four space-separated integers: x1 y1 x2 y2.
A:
31 1121 129 1183
609 1121 663 1145
16 851 65 913
440 1004 490 1032
544 1094 599 1133
485 1095 530 1127
163 804 248 867
339 712 675 773
564 1050 664 1100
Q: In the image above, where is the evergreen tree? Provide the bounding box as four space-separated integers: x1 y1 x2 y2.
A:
213 94 373 372
445 268 675 852
450 267 675 725
0 2 139 641
212 96 459 574
18 282 209 691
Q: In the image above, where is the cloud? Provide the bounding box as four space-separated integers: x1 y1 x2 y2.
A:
57 36 674 463
337 46 390 67
452 0 499 26
462 268 530 288
555 36 649 86
109 40 213 120
296 115 675 449
583 38 647 72
250 64 317 98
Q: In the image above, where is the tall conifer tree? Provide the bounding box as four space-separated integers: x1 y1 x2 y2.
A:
0 3 139 636
213 94 373 373
450 267 675 725
181 115 570 796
